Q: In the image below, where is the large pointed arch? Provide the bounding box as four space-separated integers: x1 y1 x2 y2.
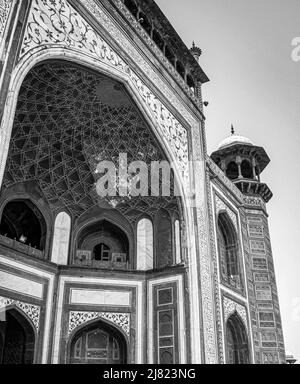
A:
68 317 128 364
0 306 36 364
0 38 211 363
225 312 250 365
217 211 242 290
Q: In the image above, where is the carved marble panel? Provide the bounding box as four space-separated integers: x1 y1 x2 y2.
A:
223 297 248 332
0 0 12 41
69 311 130 337
0 295 41 330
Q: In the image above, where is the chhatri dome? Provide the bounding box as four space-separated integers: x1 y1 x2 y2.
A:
218 125 254 150
211 125 273 202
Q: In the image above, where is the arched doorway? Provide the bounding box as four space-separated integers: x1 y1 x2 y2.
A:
70 320 127 364
0 308 35 364
226 313 250 364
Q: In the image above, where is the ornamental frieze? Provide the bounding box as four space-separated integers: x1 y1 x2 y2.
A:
69 311 130 337
215 194 238 231
0 295 41 330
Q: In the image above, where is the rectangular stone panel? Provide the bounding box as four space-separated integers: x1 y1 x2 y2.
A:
0 270 43 299
70 289 131 307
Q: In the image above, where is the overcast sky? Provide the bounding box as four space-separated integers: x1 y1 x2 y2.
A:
157 0 300 360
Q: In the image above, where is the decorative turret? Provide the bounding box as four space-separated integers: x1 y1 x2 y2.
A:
190 42 202 63
211 126 273 202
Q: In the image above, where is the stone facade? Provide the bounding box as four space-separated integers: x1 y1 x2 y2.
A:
0 0 285 364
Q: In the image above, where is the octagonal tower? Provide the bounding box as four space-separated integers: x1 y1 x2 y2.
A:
211 126 273 202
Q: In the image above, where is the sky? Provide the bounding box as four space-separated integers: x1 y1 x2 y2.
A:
157 0 300 361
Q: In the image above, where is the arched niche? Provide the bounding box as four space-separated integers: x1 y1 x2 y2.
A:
0 199 47 253
75 219 130 270
226 312 250 364
226 161 239 180
68 319 128 364
51 211 71 265
0 307 36 365
241 160 253 179
136 217 154 271
217 212 242 290
174 219 182 264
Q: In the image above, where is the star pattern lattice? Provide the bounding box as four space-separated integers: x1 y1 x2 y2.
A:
2 62 180 221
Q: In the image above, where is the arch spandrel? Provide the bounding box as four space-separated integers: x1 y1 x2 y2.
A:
68 311 130 339
0 296 41 331
223 297 249 333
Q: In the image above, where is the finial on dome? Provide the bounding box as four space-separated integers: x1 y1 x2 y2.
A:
231 124 235 135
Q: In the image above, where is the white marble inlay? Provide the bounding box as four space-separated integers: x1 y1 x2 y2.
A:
137 218 154 271
0 270 43 299
70 288 131 307
51 212 71 265
175 220 181 264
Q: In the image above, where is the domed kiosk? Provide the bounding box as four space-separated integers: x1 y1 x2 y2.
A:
211 126 273 202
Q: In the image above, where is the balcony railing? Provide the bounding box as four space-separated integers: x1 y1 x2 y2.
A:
0 234 44 259
75 250 129 270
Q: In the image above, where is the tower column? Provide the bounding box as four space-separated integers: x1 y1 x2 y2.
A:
236 156 243 179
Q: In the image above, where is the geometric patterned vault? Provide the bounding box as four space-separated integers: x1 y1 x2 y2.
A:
2 61 180 221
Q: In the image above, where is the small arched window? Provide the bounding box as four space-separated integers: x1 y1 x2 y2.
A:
226 161 239 180
0 200 47 251
241 160 253 179
76 220 129 269
226 313 250 364
137 218 153 271
217 213 242 290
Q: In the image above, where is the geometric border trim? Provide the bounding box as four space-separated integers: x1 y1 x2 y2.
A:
0 295 41 330
0 0 13 38
68 311 130 337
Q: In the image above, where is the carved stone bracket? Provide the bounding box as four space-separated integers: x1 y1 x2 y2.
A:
0 295 41 330
223 297 248 333
68 311 130 337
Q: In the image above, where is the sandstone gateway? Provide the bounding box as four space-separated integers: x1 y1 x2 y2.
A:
0 0 285 364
